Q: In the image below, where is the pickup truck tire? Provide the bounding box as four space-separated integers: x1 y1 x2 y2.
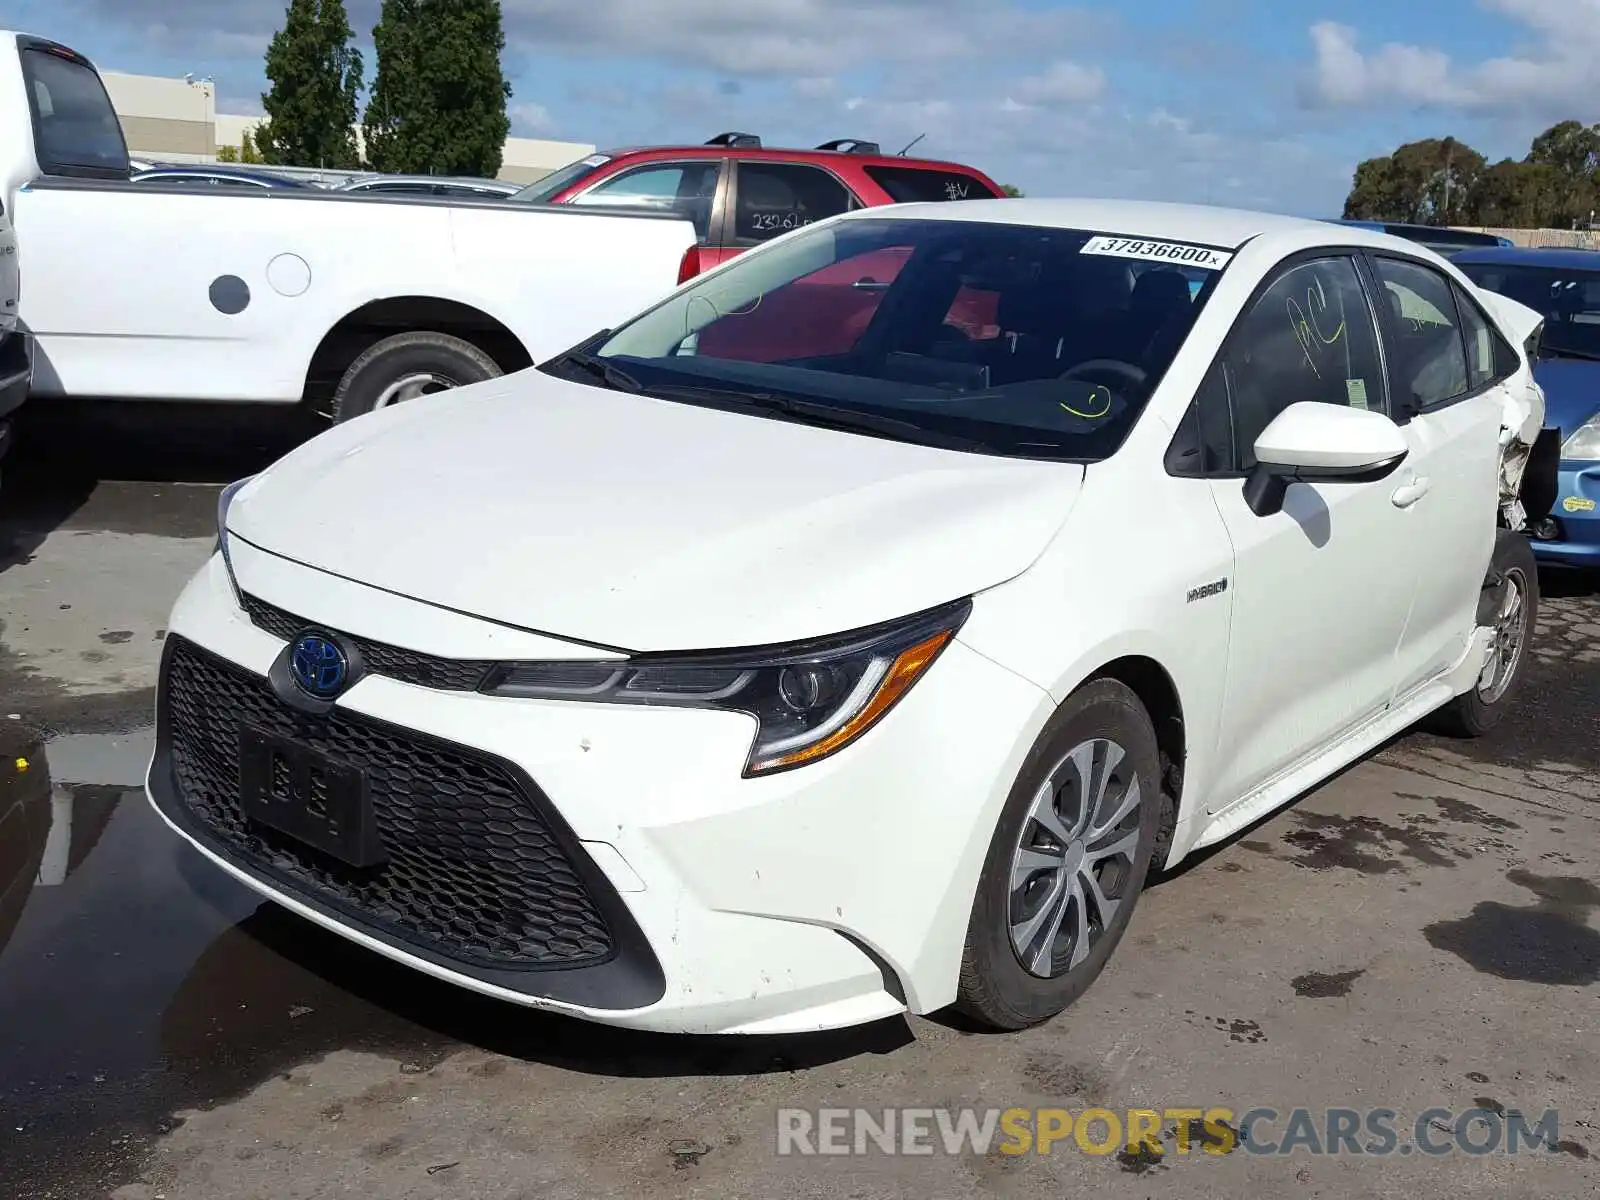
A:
332 331 501 423
1427 529 1540 738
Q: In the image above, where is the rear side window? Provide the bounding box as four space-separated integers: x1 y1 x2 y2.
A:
20 44 129 178
862 165 1001 203
1370 257 1470 409
731 162 853 243
1452 283 1517 390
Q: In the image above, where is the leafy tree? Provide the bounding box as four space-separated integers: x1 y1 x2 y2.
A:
1343 120 1600 230
1000 183 1024 197
255 0 364 170
362 0 513 177
216 132 264 164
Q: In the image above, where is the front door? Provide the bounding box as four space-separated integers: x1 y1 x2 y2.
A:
1200 252 1425 811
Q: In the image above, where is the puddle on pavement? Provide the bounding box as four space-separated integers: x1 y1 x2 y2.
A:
0 725 462 1197
0 723 909 1198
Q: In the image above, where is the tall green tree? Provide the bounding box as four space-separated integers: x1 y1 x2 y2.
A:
255 0 364 169
1340 137 1484 225
362 0 513 177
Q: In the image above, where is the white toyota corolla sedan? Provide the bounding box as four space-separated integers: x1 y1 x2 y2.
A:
148 198 1550 1035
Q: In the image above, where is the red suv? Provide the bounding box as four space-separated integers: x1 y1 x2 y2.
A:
509 131 1007 279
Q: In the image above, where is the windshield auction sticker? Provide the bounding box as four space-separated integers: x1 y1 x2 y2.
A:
1081 236 1233 270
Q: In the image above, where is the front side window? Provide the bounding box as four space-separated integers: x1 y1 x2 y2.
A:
575 162 720 240
20 44 129 178
1456 261 1600 365
1221 256 1386 471
1371 256 1470 409
732 163 854 243
508 155 612 203
568 218 1234 462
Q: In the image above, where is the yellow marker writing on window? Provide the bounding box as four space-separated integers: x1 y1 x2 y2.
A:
1061 385 1112 419
14 757 28 773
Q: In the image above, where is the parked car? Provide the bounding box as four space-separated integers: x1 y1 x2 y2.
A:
0 183 26 478
149 197 1554 1036
1456 245 1600 566
0 31 698 423
510 131 1008 280
130 165 317 189
1331 220 1513 258
332 174 521 199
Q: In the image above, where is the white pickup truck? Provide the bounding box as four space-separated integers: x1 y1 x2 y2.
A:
0 32 698 422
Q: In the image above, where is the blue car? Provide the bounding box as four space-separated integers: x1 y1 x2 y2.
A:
1454 246 1600 568
1330 220 1514 257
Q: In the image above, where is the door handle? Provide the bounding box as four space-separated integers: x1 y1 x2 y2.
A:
1391 476 1431 508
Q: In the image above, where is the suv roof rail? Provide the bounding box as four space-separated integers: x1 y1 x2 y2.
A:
817 138 880 154
706 131 761 148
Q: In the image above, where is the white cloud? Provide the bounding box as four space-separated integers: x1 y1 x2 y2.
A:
509 101 554 134
1303 2 1600 115
1006 61 1106 108
499 0 1110 76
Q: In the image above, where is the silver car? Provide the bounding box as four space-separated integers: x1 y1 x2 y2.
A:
331 173 520 199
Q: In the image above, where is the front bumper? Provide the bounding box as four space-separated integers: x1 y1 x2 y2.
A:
147 548 1053 1034
1529 462 1600 566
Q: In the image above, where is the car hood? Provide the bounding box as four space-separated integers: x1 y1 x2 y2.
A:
1531 359 1600 447
227 373 1085 652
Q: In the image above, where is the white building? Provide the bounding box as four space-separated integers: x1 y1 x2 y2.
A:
103 70 594 184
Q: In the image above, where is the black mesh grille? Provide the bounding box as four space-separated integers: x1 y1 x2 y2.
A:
163 637 615 969
241 593 496 692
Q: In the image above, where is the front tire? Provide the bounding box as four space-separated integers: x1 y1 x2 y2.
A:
953 679 1162 1031
331 331 501 423
1427 529 1539 738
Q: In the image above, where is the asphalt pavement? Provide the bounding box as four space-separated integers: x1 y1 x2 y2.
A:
0 402 1596 1200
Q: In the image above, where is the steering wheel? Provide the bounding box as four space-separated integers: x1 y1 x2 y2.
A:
1058 359 1148 391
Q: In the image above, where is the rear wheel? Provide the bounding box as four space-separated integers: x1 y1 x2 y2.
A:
331 330 501 423
1428 529 1539 737
953 679 1162 1031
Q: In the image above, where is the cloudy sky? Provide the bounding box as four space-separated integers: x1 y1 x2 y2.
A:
9 0 1600 215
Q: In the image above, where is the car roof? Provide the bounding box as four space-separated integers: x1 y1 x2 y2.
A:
132 166 308 185
1451 245 1600 271
341 174 513 187
825 197 1418 251
594 143 990 175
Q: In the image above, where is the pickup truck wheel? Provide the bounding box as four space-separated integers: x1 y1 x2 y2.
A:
332 331 501 422
953 679 1161 1031
1428 529 1540 738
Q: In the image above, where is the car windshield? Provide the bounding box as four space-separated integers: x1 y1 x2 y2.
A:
1458 261 1600 362
580 217 1231 461
509 156 610 202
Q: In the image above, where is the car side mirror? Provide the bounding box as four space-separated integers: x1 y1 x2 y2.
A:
1242 401 1409 518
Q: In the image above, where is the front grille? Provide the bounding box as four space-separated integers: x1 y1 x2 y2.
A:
241 592 496 692
163 637 614 969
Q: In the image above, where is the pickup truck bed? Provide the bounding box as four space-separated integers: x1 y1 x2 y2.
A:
0 31 698 423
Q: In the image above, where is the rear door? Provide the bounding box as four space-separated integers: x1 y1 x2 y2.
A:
1364 253 1510 697
711 160 858 270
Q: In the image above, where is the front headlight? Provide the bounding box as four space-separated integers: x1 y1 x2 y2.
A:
1562 411 1600 461
484 598 972 776
216 475 255 602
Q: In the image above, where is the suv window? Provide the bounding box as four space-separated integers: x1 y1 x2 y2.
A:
1222 256 1386 471
732 162 854 244
1371 256 1470 410
20 44 130 178
575 162 720 240
863 165 1000 203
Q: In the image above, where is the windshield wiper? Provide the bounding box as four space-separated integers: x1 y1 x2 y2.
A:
543 349 643 392
638 384 1055 456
